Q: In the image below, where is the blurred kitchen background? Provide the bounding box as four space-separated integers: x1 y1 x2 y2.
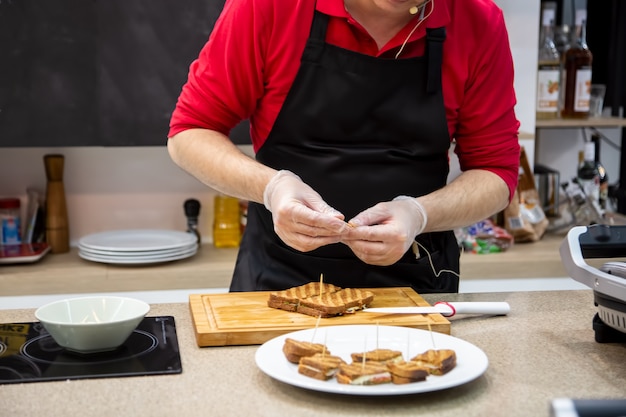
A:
0 0 625 249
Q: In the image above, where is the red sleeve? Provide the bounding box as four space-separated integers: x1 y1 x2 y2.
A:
168 0 268 140
449 6 520 202
168 0 313 152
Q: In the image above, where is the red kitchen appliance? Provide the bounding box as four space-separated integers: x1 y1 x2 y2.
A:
560 224 626 343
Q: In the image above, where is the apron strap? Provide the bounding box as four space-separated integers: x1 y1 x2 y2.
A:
425 27 446 94
302 11 328 62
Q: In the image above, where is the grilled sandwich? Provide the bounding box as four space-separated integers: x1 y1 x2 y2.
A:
410 349 457 375
387 360 430 384
282 337 329 364
336 361 392 385
297 288 374 318
268 282 341 312
350 348 404 365
268 283 375 318
297 353 346 381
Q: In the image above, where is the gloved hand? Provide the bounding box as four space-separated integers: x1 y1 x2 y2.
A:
263 170 348 252
342 196 427 266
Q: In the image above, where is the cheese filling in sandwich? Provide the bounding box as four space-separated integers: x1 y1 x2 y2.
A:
297 353 346 381
336 361 392 385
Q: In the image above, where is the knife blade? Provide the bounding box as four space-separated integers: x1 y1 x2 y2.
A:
363 301 510 317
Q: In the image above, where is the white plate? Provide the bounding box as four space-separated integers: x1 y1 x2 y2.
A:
77 243 197 257
78 246 197 265
255 325 488 396
78 230 197 252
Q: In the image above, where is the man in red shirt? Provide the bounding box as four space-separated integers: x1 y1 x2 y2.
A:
168 0 520 293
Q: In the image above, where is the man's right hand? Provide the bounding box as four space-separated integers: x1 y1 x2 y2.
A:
263 170 349 252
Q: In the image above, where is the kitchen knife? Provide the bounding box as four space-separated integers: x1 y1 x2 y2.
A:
363 301 510 317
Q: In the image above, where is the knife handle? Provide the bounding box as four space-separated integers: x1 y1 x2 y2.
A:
435 301 510 317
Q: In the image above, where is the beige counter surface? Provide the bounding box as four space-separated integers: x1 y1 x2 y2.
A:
1 290 625 417
1 232 596 297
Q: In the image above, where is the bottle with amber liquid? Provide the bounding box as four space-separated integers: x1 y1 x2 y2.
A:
561 9 592 119
213 195 241 248
536 7 560 119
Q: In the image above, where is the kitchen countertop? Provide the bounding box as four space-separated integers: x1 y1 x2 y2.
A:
1 290 624 417
1 232 605 297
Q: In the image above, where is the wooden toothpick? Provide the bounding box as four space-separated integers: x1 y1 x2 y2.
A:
311 314 322 343
319 273 324 296
376 321 380 350
427 322 436 349
406 328 410 360
362 335 367 371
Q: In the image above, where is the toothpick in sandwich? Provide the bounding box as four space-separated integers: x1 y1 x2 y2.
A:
427 322 436 349
311 314 322 343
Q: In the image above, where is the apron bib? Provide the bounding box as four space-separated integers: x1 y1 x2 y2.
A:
231 11 459 293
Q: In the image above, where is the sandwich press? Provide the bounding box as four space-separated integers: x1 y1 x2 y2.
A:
560 224 626 343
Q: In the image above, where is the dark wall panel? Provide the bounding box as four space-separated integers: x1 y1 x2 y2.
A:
0 0 251 147
0 0 97 146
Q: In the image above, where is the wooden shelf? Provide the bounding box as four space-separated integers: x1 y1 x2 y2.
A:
0 235 575 297
536 116 626 128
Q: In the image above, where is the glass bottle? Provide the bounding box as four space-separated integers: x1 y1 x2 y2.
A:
553 24 570 58
213 194 241 248
591 133 609 212
536 7 561 119
577 140 600 214
561 9 593 119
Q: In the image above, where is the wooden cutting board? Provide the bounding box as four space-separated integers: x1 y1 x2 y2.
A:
189 287 450 347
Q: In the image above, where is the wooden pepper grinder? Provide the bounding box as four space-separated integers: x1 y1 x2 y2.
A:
44 154 70 253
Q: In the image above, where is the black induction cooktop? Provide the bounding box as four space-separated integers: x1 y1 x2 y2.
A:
0 316 182 384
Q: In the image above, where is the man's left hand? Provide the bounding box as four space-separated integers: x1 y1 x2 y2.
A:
342 197 427 266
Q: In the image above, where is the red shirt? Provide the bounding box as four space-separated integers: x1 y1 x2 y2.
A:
169 0 521 199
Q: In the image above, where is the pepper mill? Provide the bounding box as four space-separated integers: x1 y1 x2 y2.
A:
44 154 70 253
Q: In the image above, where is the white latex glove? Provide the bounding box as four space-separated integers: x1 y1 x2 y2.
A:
263 170 348 252
342 196 427 266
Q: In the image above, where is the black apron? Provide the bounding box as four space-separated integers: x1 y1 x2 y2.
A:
230 11 459 293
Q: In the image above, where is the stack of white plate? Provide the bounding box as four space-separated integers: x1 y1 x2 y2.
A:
78 229 198 265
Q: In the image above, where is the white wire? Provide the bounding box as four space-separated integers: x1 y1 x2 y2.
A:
395 0 435 59
414 240 461 278
396 0 454 280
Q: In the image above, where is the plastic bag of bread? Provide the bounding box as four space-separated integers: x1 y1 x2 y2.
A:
504 148 549 243
458 219 513 253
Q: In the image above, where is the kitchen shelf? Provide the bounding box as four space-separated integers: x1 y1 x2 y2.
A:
0 232 601 297
536 116 626 128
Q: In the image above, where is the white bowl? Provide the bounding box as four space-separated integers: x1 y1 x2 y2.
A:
35 296 150 354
